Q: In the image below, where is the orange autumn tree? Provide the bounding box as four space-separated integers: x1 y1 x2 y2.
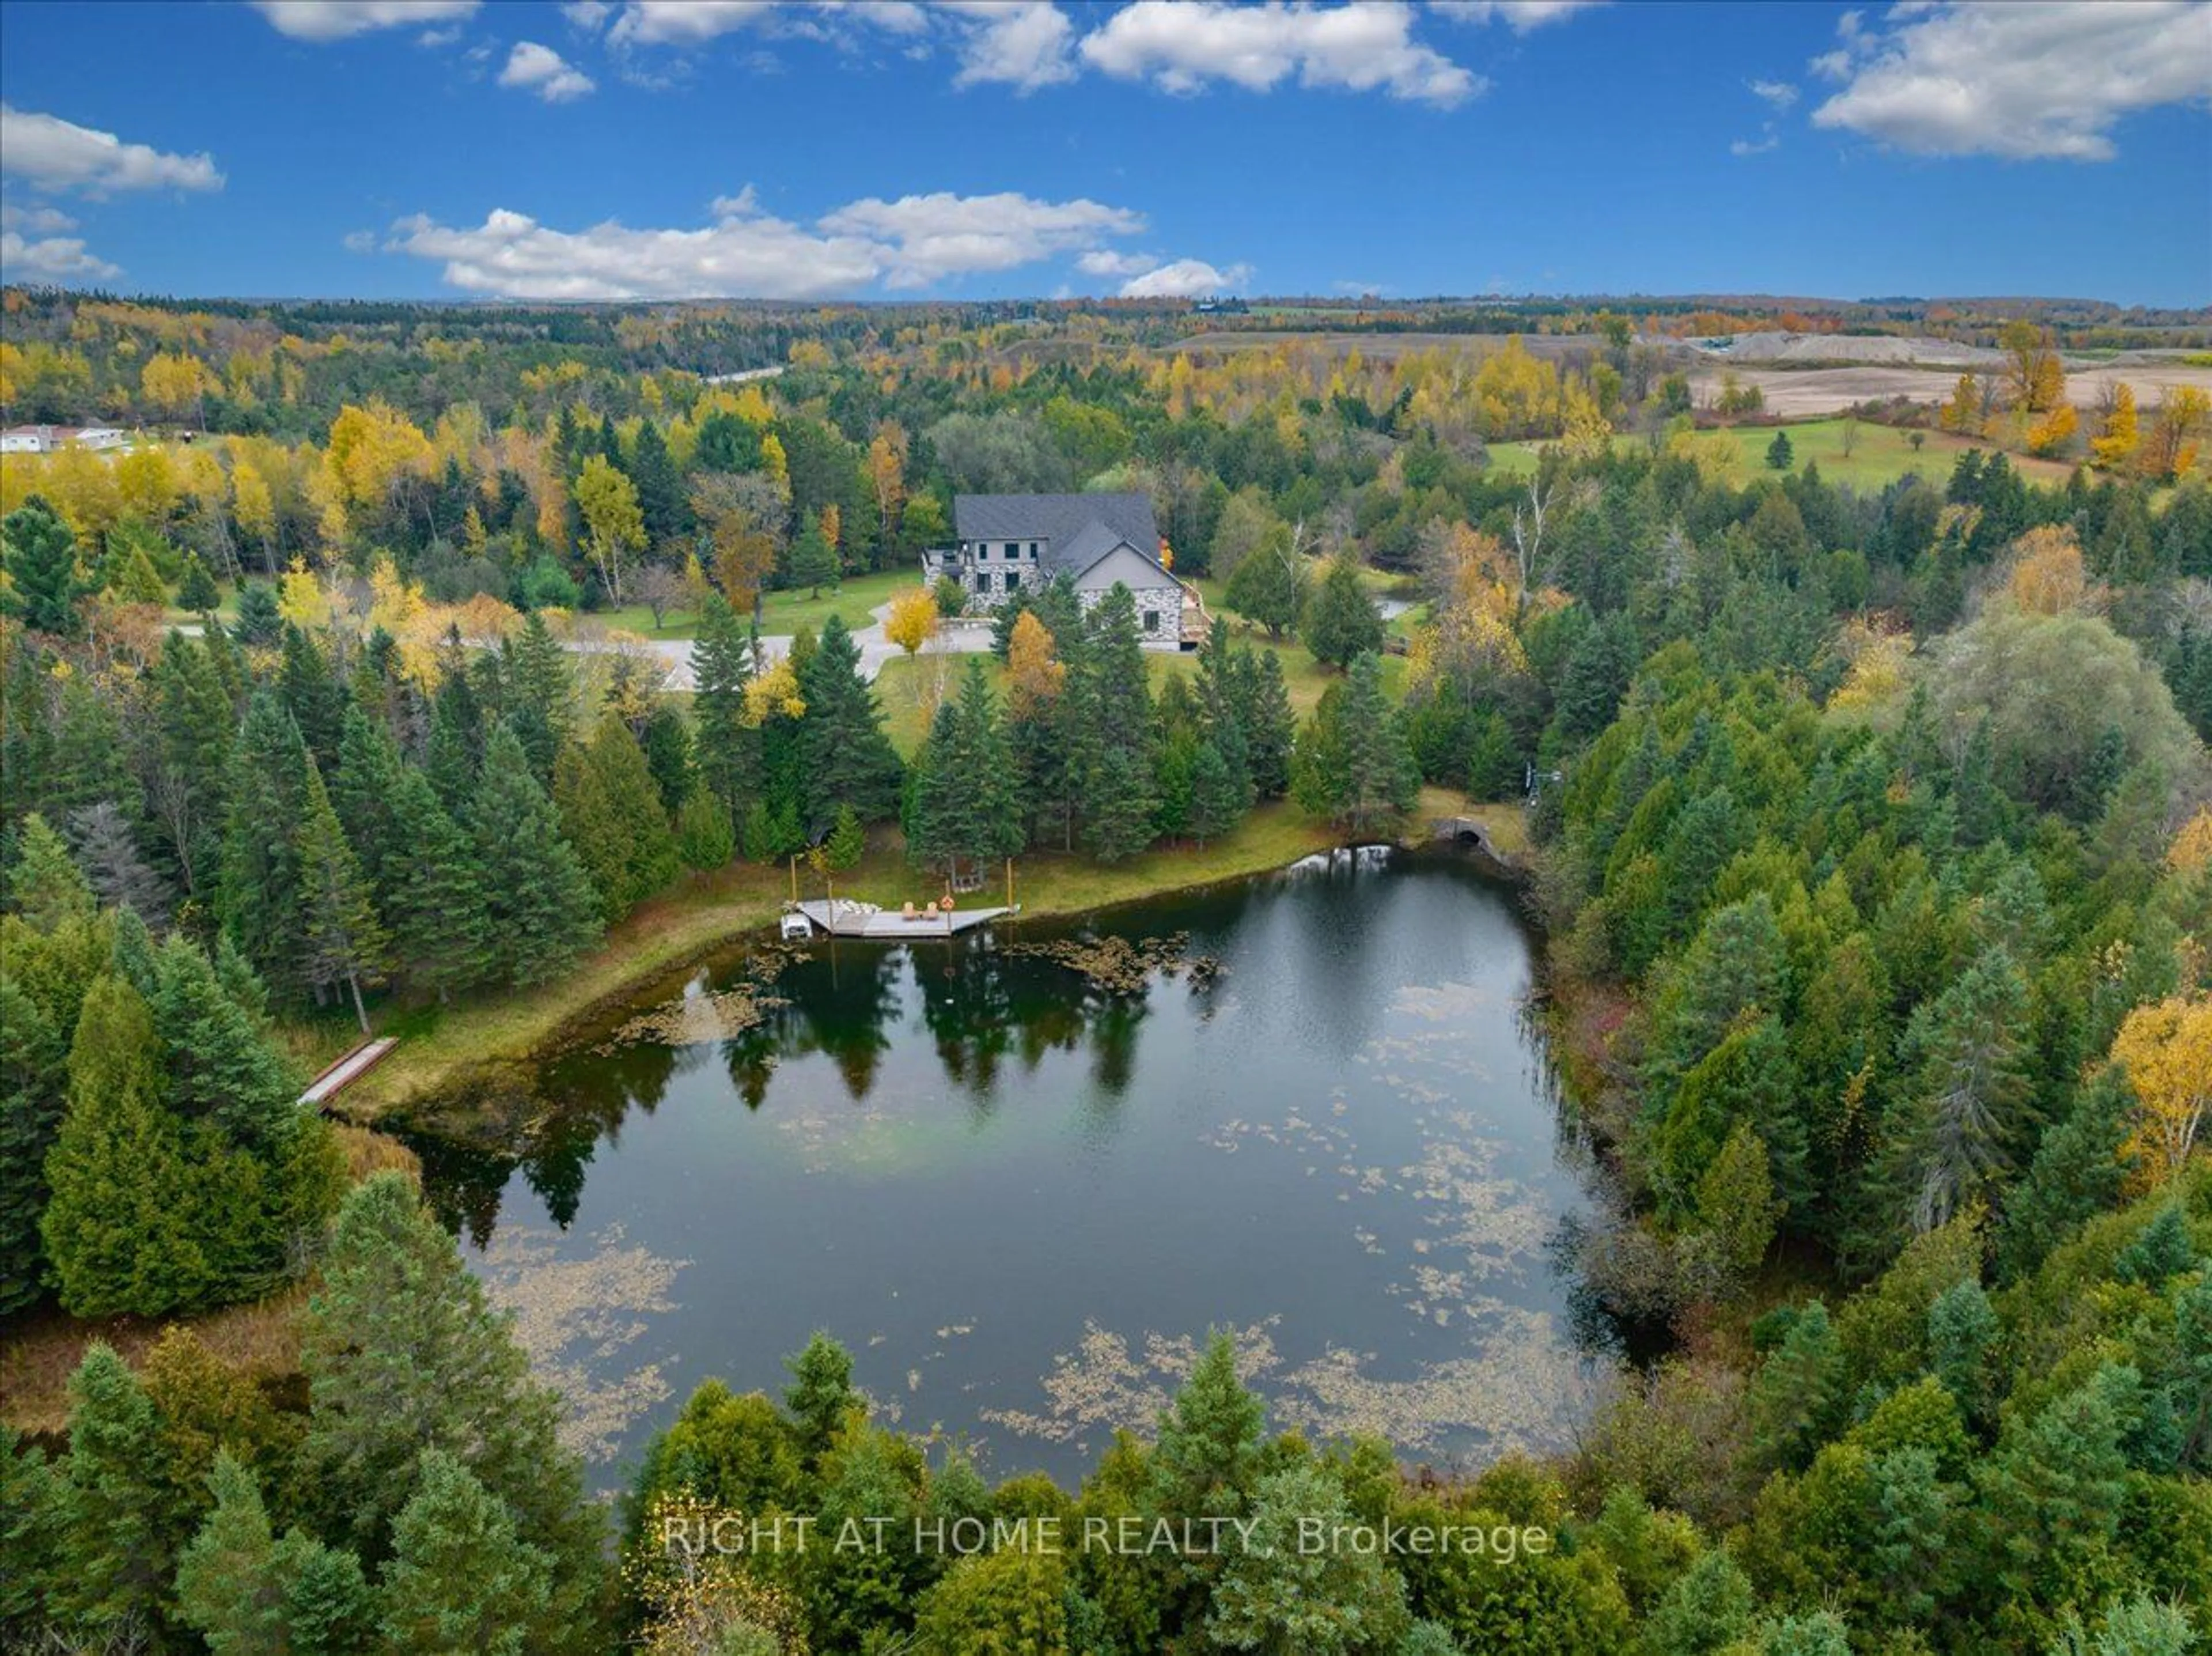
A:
2109 994 2212 1186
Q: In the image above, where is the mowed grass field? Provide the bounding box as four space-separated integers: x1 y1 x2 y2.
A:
1487 417 2076 491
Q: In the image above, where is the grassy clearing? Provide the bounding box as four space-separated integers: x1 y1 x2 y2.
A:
1487 417 2075 491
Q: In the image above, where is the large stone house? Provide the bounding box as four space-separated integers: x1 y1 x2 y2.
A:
923 492 1188 645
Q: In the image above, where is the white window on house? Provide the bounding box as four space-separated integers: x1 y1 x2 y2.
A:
1143 610 1161 633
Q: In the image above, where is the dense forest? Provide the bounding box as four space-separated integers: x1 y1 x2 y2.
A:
3 289 2209 1653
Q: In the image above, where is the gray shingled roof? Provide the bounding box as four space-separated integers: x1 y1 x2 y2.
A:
952 492 1161 576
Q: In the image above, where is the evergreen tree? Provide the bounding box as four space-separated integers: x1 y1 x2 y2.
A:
824 802 865 870
623 418 690 549
301 1174 607 1645
1292 653 1419 834
177 1451 375 1656
294 765 387 1031
469 723 602 988
8 812 96 932
1074 584 1158 861
784 1331 858 1472
503 611 575 781
1303 554 1386 670
1206 1461 1411 1654
41 973 213 1315
1186 740 1243 846
66 801 173 928
788 520 839 597
50 1345 191 1641
1881 948 2034 1237
1745 1301 1845 1475
1246 647 1296 800
691 592 757 831
1149 1331 1265 1618
149 632 238 898
278 625 345 772
218 693 315 1000
1 496 90 636
554 712 680 921
176 556 221 615
675 783 737 871
1767 430 1796 470
377 1451 555 1656
145 931 300 1147
232 581 283 646
639 702 694 818
797 615 903 834
1644 1548 1756 1656
908 659 1022 878
1997 1068 2137 1280
1223 524 1307 640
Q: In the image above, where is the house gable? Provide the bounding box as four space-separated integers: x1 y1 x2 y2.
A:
1071 543 1173 594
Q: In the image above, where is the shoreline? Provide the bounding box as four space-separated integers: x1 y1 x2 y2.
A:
336 795 1530 1128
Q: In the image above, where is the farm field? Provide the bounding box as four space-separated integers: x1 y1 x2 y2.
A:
1487 417 2077 490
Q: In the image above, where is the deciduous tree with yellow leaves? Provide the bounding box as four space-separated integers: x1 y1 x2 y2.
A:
2090 383 2139 471
2109 995 2212 1185
573 453 645 605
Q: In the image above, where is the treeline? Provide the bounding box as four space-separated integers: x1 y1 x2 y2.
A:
8 1165 2202 1654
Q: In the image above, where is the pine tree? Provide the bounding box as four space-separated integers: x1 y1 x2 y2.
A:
377 1450 555 1656
1074 584 1158 861
1767 430 1796 470
1293 653 1418 834
798 615 903 834
278 625 345 772
175 1451 290 1654
503 611 575 781
1206 1461 1412 1653
639 702 694 817
1 496 90 637
302 1174 607 1644
554 712 680 921
469 723 601 988
1303 555 1386 670
294 765 387 1032
691 592 757 831
825 802 865 870
1997 1068 2137 1280
1149 1330 1265 1617
145 932 300 1148
0 962 69 1314
908 659 1022 878
784 1331 859 1470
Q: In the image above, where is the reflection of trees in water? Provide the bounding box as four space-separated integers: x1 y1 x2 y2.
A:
407 1132 516 1249
916 935 1017 1099
734 940 905 1102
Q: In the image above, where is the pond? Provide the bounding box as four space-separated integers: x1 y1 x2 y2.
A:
407 848 1616 1485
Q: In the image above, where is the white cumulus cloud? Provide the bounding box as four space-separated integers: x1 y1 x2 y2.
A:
1428 0 1603 31
500 40 597 100
1081 0 1480 105
0 224 120 282
939 1 1079 90
1077 248 1162 277
251 0 480 41
381 188 1154 299
0 107 223 196
1120 257 1251 298
818 191 1142 286
1749 77 1798 109
608 0 779 46
1811 1 2212 161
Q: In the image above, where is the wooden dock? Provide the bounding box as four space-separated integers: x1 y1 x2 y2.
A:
790 899 1016 940
300 1037 397 1107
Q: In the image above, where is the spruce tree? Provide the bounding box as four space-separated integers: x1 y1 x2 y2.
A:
908 659 1022 878
218 693 315 1001
302 1175 605 1647
51 1345 191 1640
145 932 299 1148
639 702 694 817
0 496 90 637
469 723 602 988
798 615 903 834
1246 647 1296 800
7 812 96 933
150 632 237 898
232 581 283 646
502 611 575 781
294 765 387 1032
1303 555 1386 670
177 556 221 615
67 801 173 928
1187 740 1242 847
1075 584 1158 861
377 1451 555 1656
624 418 691 548
1292 653 1418 834
1996 1068 2136 1281
691 592 757 831
789 520 839 598
1881 947 2033 1237
278 625 345 772
175 1452 291 1654
785 1332 859 1471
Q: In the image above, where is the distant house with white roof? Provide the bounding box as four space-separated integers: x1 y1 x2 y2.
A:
0 425 130 454
924 491 1188 645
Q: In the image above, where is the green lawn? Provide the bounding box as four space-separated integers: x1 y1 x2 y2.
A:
1487 417 2075 490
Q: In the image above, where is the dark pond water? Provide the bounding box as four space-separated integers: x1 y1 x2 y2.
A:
410 848 1615 1485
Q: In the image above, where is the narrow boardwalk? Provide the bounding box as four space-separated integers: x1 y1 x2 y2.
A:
300 1037 397 1107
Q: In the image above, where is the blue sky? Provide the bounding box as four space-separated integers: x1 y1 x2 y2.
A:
2 1 2207 306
